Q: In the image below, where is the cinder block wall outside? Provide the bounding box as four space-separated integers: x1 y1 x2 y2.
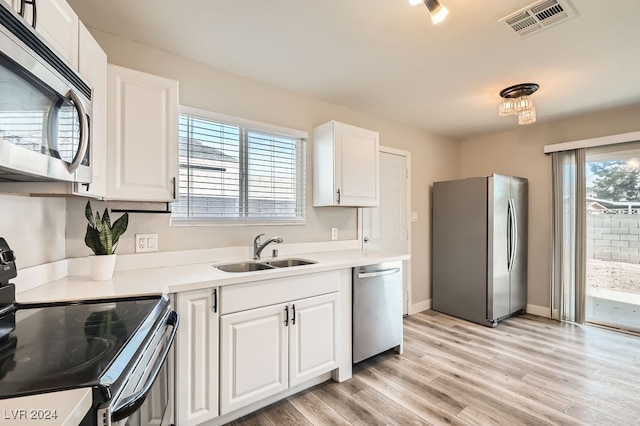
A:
587 214 640 263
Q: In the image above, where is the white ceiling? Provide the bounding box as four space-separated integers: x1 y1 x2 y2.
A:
66 0 640 140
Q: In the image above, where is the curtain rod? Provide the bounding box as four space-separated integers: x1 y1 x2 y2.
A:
544 130 640 154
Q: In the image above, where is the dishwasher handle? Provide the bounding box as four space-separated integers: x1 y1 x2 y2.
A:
357 267 401 279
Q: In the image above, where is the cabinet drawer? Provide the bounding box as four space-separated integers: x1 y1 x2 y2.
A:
220 271 340 315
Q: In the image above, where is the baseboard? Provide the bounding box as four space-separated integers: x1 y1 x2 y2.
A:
410 299 431 315
526 303 551 318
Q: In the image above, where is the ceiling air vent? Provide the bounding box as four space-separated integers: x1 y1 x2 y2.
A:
499 0 577 38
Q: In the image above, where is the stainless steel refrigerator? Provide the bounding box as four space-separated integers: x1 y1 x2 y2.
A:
432 174 528 327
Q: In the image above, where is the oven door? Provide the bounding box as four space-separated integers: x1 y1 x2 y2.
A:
99 311 178 426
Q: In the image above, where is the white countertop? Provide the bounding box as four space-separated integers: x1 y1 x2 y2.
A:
0 388 91 425
17 249 409 304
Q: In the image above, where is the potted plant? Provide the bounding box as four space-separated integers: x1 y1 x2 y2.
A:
84 201 129 281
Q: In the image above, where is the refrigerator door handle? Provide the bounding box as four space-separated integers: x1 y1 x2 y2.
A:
508 198 517 272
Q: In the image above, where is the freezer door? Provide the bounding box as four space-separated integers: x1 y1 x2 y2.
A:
432 178 490 326
488 174 511 321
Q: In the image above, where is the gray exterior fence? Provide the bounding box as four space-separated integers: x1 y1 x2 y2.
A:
587 214 640 263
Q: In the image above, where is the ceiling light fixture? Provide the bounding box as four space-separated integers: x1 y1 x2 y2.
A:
499 83 539 125
409 0 449 25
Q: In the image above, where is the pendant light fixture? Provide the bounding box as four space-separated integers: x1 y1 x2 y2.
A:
499 83 539 125
408 0 449 25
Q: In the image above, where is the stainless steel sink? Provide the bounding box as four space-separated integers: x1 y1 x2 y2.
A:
215 262 275 273
214 258 316 272
264 258 317 268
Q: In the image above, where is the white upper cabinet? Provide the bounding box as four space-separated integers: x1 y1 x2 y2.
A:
2 0 78 69
74 23 106 198
107 64 179 202
313 120 379 207
34 0 79 69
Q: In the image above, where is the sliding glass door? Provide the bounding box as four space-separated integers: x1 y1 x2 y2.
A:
585 144 640 332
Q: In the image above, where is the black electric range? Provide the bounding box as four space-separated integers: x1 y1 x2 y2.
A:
0 238 178 425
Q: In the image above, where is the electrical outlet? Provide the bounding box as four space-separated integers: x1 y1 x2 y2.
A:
135 234 158 253
331 227 338 240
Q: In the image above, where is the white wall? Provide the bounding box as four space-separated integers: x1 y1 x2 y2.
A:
64 30 460 310
460 103 640 311
0 195 66 269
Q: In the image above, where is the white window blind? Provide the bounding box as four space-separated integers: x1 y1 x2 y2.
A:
172 109 306 223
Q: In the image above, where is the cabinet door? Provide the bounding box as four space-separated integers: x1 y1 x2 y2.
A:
175 289 218 426
74 23 106 198
220 303 288 415
34 0 79 69
3 0 20 14
107 65 178 201
336 122 379 206
289 293 340 387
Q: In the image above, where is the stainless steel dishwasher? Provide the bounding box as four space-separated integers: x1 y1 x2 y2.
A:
353 261 403 363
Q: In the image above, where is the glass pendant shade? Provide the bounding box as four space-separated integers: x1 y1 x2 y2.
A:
424 0 449 24
518 106 537 125
514 95 532 113
499 98 516 116
499 83 539 125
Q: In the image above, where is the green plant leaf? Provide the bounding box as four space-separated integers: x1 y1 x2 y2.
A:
95 211 104 233
110 212 129 250
103 208 112 229
84 204 128 255
85 225 107 255
85 201 95 227
99 225 113 255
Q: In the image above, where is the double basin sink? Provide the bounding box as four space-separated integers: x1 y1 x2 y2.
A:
215 258 316 273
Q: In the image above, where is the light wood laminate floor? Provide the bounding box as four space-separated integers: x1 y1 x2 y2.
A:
227 310 640 425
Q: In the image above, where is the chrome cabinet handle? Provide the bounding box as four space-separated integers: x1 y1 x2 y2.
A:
19 0 37 29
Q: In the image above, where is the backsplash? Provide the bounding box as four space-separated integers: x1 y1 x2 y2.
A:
64 197 358 259
0 194 66 268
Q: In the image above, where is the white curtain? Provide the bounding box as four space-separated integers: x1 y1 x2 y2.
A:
551 149 586 323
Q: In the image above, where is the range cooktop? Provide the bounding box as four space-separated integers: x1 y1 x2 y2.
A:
0 296 162 399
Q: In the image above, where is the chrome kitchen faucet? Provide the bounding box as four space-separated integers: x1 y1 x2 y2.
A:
253 234 283 260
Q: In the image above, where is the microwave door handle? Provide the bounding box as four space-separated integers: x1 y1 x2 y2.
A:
65 90 89 173
110 311 179 422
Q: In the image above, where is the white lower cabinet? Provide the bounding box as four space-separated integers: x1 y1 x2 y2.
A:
175 288 219 426
220 292 339 415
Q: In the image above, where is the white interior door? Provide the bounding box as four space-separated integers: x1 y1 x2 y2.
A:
362 150 410 314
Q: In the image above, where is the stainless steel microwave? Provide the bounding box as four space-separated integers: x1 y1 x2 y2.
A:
0 2 92 183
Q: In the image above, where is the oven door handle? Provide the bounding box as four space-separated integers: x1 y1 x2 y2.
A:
111 310 179 422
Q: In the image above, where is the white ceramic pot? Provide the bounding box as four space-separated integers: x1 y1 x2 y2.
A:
89 254 117 281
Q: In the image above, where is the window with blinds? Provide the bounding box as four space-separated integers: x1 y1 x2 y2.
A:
172 110 306 224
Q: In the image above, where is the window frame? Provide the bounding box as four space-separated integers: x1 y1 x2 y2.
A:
172 106 308 226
